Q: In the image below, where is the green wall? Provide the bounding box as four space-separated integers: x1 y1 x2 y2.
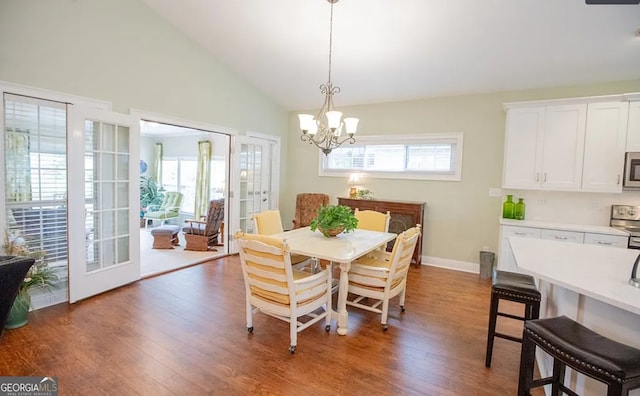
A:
285 80 640 266
0 0 288 143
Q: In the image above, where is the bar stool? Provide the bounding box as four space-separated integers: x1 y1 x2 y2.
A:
518 316 640 396
485 270 541 368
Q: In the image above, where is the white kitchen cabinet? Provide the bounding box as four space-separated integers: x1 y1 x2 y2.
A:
502 107 545 189
498 225 541 272
582 101 628 193
541 104 587 190
626 101 640 152
502 104 586 191
498 222 628 274
583 233 628 248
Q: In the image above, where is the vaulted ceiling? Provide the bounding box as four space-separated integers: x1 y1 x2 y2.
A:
141 0 640 110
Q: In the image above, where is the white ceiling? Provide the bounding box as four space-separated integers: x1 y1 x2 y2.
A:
140 0 640 111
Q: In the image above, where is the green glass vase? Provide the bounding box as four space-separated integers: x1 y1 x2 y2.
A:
515 198 526 220
502 195 515 219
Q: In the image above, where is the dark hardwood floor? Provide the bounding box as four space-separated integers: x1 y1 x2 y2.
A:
0 256 543 395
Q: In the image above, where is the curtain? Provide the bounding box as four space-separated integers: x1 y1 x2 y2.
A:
153 143 163 183
194 140 211 219
5 128 32 202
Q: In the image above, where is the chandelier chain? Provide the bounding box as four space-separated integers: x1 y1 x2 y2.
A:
328 1 334 85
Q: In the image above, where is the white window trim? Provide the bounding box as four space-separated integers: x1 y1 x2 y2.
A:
318 132 464 181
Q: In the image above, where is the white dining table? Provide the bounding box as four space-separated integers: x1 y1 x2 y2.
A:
274 227 397 335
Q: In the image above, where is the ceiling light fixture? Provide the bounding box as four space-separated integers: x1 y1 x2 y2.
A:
298 0 358 155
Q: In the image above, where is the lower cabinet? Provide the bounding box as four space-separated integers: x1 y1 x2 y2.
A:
498 224 628 273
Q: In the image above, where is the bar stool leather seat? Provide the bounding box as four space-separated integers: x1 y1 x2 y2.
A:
518 315 640 396
485 270 541 368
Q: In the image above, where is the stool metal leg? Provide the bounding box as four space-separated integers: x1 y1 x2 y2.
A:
485 291 499 368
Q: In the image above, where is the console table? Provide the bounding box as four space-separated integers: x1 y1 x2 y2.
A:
337 197 425 266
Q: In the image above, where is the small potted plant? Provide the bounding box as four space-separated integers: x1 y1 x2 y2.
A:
309 205 358 237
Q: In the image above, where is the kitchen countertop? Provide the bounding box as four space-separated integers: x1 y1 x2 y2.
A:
509 236 640 316
500 218 629 236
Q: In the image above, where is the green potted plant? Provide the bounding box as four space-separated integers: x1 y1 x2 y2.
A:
2 231 58 329
140 176 165 225
309 205 359 237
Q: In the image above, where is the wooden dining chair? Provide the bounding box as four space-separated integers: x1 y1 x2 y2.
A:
354 209 391 232
235 231 332 353
252 209 316 271
347 225 421 330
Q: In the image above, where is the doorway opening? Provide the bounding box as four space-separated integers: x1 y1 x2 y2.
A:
139 121 230 277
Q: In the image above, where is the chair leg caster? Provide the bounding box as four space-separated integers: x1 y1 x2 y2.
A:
382 324 388 331
325 325 331 332
247 326 253 333
400 305 406 312
289 345 296 354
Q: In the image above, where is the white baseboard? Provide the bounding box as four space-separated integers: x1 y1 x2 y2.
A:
422 255 480 274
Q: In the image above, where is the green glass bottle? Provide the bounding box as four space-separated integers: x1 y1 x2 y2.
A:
515 198 526 220
502 195 515 219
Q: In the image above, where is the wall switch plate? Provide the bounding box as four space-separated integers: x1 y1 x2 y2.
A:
489 188 502 197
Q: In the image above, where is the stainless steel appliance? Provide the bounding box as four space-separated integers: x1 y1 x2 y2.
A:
610 205 640 249
623 152 640 188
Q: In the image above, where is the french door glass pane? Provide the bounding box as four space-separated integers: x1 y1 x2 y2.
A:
239 143 263 233
84 120 130 273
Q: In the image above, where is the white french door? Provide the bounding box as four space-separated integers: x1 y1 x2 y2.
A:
230 136 276 251
67 106 140 303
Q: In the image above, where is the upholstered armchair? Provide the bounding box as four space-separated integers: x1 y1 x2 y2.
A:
292 193 329 229
144 191 184 228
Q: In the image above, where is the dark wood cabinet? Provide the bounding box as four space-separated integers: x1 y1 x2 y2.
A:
338 197 425 266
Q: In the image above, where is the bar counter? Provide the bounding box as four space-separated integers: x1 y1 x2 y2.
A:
509 236 640 395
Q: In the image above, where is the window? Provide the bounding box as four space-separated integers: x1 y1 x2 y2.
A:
320 133 463 181
162 157 226 215
4 93 68 268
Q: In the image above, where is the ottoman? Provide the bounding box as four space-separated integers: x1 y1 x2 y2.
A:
150 225 181 249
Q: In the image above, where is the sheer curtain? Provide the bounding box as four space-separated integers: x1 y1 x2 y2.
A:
4 128 32 202
194 140 211 219
153 143 163 183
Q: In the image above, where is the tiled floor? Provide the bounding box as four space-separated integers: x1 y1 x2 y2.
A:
139 225 226 278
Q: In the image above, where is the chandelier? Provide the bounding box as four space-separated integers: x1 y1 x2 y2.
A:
298 0 359 155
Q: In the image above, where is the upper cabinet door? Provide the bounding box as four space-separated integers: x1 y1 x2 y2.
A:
502 107 545 189
540 104 587 190
626 101 640 152
582 102 628 193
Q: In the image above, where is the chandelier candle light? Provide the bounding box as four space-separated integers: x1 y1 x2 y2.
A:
298 0 359 155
